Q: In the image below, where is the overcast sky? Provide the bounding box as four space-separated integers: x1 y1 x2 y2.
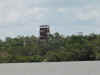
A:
0 0 99 39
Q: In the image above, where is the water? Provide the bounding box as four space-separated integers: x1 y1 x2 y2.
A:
0 61 99 75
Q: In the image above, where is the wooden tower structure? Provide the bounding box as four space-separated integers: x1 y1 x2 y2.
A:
39 25 50 41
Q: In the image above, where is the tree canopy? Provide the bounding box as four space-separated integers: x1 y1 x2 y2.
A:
0 33 99 63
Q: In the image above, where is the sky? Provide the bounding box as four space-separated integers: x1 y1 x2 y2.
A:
0 0 99 39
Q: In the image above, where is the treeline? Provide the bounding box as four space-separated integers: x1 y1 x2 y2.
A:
0 32 100 63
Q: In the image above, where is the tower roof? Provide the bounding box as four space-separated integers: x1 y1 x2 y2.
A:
40 25 49 28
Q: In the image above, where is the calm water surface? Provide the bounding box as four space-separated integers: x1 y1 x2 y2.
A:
0 61 99 75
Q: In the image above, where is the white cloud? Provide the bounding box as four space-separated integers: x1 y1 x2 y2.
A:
75 5 99 21
24 8 48 20
76 9 98 21
6 11 20 23
57 8 65 13
56 6 99 24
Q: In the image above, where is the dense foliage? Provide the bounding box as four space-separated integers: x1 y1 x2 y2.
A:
0 32 100 63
